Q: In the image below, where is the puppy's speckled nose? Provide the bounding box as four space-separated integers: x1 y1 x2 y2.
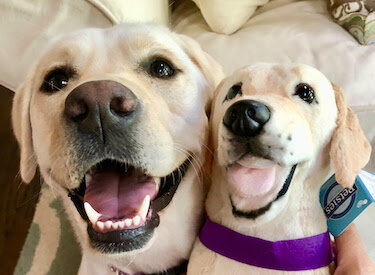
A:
223 100 270 137
64 80 138 134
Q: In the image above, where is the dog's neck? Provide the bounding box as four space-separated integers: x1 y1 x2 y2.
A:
206 158 333 241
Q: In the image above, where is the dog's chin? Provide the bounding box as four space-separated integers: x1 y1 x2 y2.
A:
68 157 191 254
226 155 296 219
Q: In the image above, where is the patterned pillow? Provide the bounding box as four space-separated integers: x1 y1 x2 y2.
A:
327 0 375 45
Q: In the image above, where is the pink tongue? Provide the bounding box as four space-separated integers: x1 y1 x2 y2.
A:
84 168 157 220
227 163 276 197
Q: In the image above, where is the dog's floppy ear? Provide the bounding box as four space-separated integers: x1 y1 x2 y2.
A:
203 79 225 176
330 83 371 187
174 34 225 114
12 80 37 183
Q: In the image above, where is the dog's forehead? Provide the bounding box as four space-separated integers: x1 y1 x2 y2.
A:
217 64 332 101
37 24 184 70
240 65 295 96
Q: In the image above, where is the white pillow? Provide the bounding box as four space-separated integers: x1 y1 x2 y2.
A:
192 0 269 34
87 0 169 26
0 0 169 91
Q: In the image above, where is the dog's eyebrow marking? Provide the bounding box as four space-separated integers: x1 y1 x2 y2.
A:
223 82 243 103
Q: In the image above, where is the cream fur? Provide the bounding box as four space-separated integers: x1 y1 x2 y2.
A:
12 24 224 274
330 83 371 188
188 63 371 274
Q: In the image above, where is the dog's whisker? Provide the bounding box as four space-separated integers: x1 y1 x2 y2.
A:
200 142 214 157
15 189 43 209
172 145 201 172
171 146 203 188
173 143 204 171
42 80 65 92
124 254 138 269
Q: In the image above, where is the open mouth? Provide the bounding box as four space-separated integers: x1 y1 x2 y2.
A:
68 157 191 253
229 161 297 219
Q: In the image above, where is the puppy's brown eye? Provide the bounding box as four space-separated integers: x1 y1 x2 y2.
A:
149 59 175 79
294 83 315 104
42 67 75 93
225 83 242 101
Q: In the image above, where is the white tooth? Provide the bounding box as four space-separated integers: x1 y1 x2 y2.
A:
154 177 161 191
125 219 132 227
118 221 125 229
138 195 150 221
133 216 141 226
85 173 92 184
105 221 112 229
84 202 101 224
97 221 104 230
112 222 119 230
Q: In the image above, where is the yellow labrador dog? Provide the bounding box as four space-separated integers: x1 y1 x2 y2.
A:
12 24 224 274
188 63 371 274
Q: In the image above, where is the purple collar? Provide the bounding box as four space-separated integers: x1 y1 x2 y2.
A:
199 217 333 271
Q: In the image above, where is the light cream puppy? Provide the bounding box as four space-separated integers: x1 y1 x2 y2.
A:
12 24 224 274
188 63 371 274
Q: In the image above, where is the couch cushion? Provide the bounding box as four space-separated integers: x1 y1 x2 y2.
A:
173 0 375 108
192 0 269 35
0 0 169 91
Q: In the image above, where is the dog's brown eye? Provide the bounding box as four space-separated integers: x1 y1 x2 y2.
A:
294 83 315 104
149 59 175 79
42 67 75 93
225 83 243 101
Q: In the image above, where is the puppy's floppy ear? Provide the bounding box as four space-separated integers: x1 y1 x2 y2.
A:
203 79 225 176
174 34 225 114
12 80 37 183
330 83 371 187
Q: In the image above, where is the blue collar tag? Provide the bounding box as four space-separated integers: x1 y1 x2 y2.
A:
319 170 375 236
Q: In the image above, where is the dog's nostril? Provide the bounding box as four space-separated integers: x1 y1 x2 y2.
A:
65 98 89 122
110 96 137 117
230 109 238 120
246 108 255 118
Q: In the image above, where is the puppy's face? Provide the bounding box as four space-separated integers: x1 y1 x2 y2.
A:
211 63 338 219
13 24 223 269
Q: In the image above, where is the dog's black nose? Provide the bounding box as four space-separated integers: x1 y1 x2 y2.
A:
223 100 270 137
64 80 138 133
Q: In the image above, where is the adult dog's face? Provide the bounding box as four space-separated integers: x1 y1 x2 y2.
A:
12 24 223 270
211 63 343 220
